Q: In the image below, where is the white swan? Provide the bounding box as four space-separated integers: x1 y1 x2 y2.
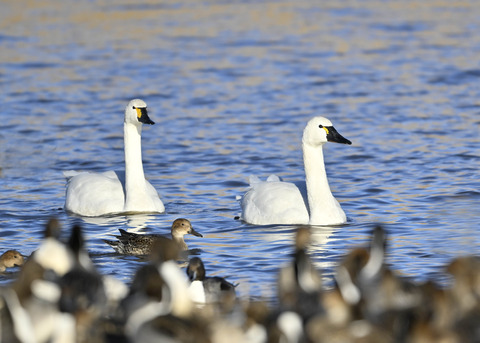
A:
64 99 165 217
240 116 351 225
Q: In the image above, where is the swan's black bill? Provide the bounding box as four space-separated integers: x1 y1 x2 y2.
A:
136 107 155 125
326 126 351 145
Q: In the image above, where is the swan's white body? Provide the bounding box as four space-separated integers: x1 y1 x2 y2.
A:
240 116 351 226
64 99 165 217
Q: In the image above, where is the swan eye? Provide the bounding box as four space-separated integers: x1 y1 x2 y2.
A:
319 125 329 135
132 106 136 109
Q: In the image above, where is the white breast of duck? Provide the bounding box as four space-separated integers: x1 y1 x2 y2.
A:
186 257 236 304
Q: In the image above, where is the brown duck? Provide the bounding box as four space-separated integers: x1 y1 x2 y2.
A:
103 218 202 255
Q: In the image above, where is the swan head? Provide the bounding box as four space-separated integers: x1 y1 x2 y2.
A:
124 99 155 125
303 116 352 147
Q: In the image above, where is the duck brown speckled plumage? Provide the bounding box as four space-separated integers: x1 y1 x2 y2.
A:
103 218 202 255
0 250 24 272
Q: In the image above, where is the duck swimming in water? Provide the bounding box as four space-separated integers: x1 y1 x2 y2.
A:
103 218 202 255
0 250 25 272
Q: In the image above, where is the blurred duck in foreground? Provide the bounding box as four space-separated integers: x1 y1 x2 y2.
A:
1 218 479 343
1 218 128 343
187 257 237 305
0 250 24 272
121 234 211 343
103 218 202 255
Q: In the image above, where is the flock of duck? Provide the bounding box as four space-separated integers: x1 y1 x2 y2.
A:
1 99 478 342
1 219 479 342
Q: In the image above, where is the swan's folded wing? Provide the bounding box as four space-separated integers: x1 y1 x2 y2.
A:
145 180 165 213
64 172 125 216
248 174 281 185
248 175 262 185
63 170 81 180
241 180 309 225
64 170 118 181
266 174 281 182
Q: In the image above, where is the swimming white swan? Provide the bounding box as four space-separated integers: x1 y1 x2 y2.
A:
64 99 165 217
240 116 351 225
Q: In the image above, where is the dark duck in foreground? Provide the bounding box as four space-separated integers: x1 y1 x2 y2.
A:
187 257 237 305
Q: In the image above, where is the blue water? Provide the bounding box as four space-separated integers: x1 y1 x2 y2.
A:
1 1 479 301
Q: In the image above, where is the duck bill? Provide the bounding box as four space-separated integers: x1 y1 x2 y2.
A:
189 228 203 238
187 269 196 281
136 107 155 125
326 126 351 145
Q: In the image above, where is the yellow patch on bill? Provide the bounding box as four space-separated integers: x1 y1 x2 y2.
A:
322 126 329 135
136 108 142 119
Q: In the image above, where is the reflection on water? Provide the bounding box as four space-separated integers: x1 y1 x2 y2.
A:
1 1 479 300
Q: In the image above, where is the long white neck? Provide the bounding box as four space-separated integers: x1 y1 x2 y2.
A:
123 122 148 211
303 143 345 225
